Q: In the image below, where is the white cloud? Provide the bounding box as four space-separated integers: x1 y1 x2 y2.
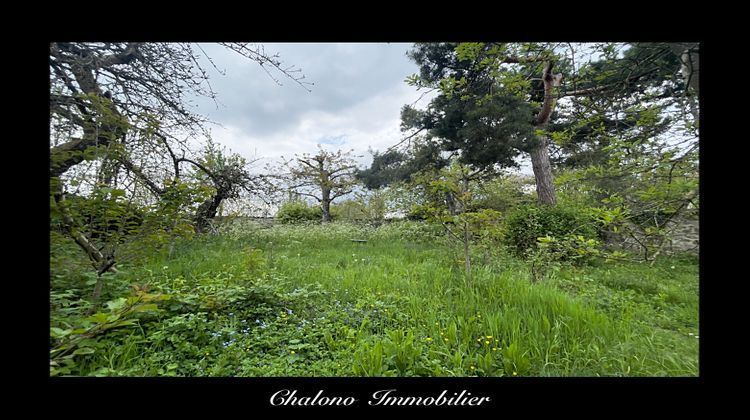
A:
209 81 436 170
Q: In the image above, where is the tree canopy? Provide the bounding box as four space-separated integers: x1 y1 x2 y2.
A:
49 42 309 286
362 42 698 208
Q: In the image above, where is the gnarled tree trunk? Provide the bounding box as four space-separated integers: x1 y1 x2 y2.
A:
49 43 135 179
194 190 228 233
530 61 563 206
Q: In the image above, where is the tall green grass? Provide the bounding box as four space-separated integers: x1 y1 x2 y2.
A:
50 220 698 376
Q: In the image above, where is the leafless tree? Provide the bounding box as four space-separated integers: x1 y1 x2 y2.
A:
50 42 310 271
275 147 360 222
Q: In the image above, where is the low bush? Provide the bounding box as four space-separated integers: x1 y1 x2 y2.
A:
505 204 598 256
275 201 322 224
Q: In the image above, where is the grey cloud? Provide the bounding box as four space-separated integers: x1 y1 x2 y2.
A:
192 43 417 137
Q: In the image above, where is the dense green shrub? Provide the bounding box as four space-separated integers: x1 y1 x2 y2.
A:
275 201 322 224
505 204 598 256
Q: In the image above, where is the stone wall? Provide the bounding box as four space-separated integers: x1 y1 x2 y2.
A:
667 217 699 253
606 213 699 255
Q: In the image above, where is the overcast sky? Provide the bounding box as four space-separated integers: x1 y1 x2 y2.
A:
190 43 427 166
190 42 533 175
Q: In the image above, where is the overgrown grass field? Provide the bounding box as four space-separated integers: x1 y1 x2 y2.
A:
50 221 699 376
